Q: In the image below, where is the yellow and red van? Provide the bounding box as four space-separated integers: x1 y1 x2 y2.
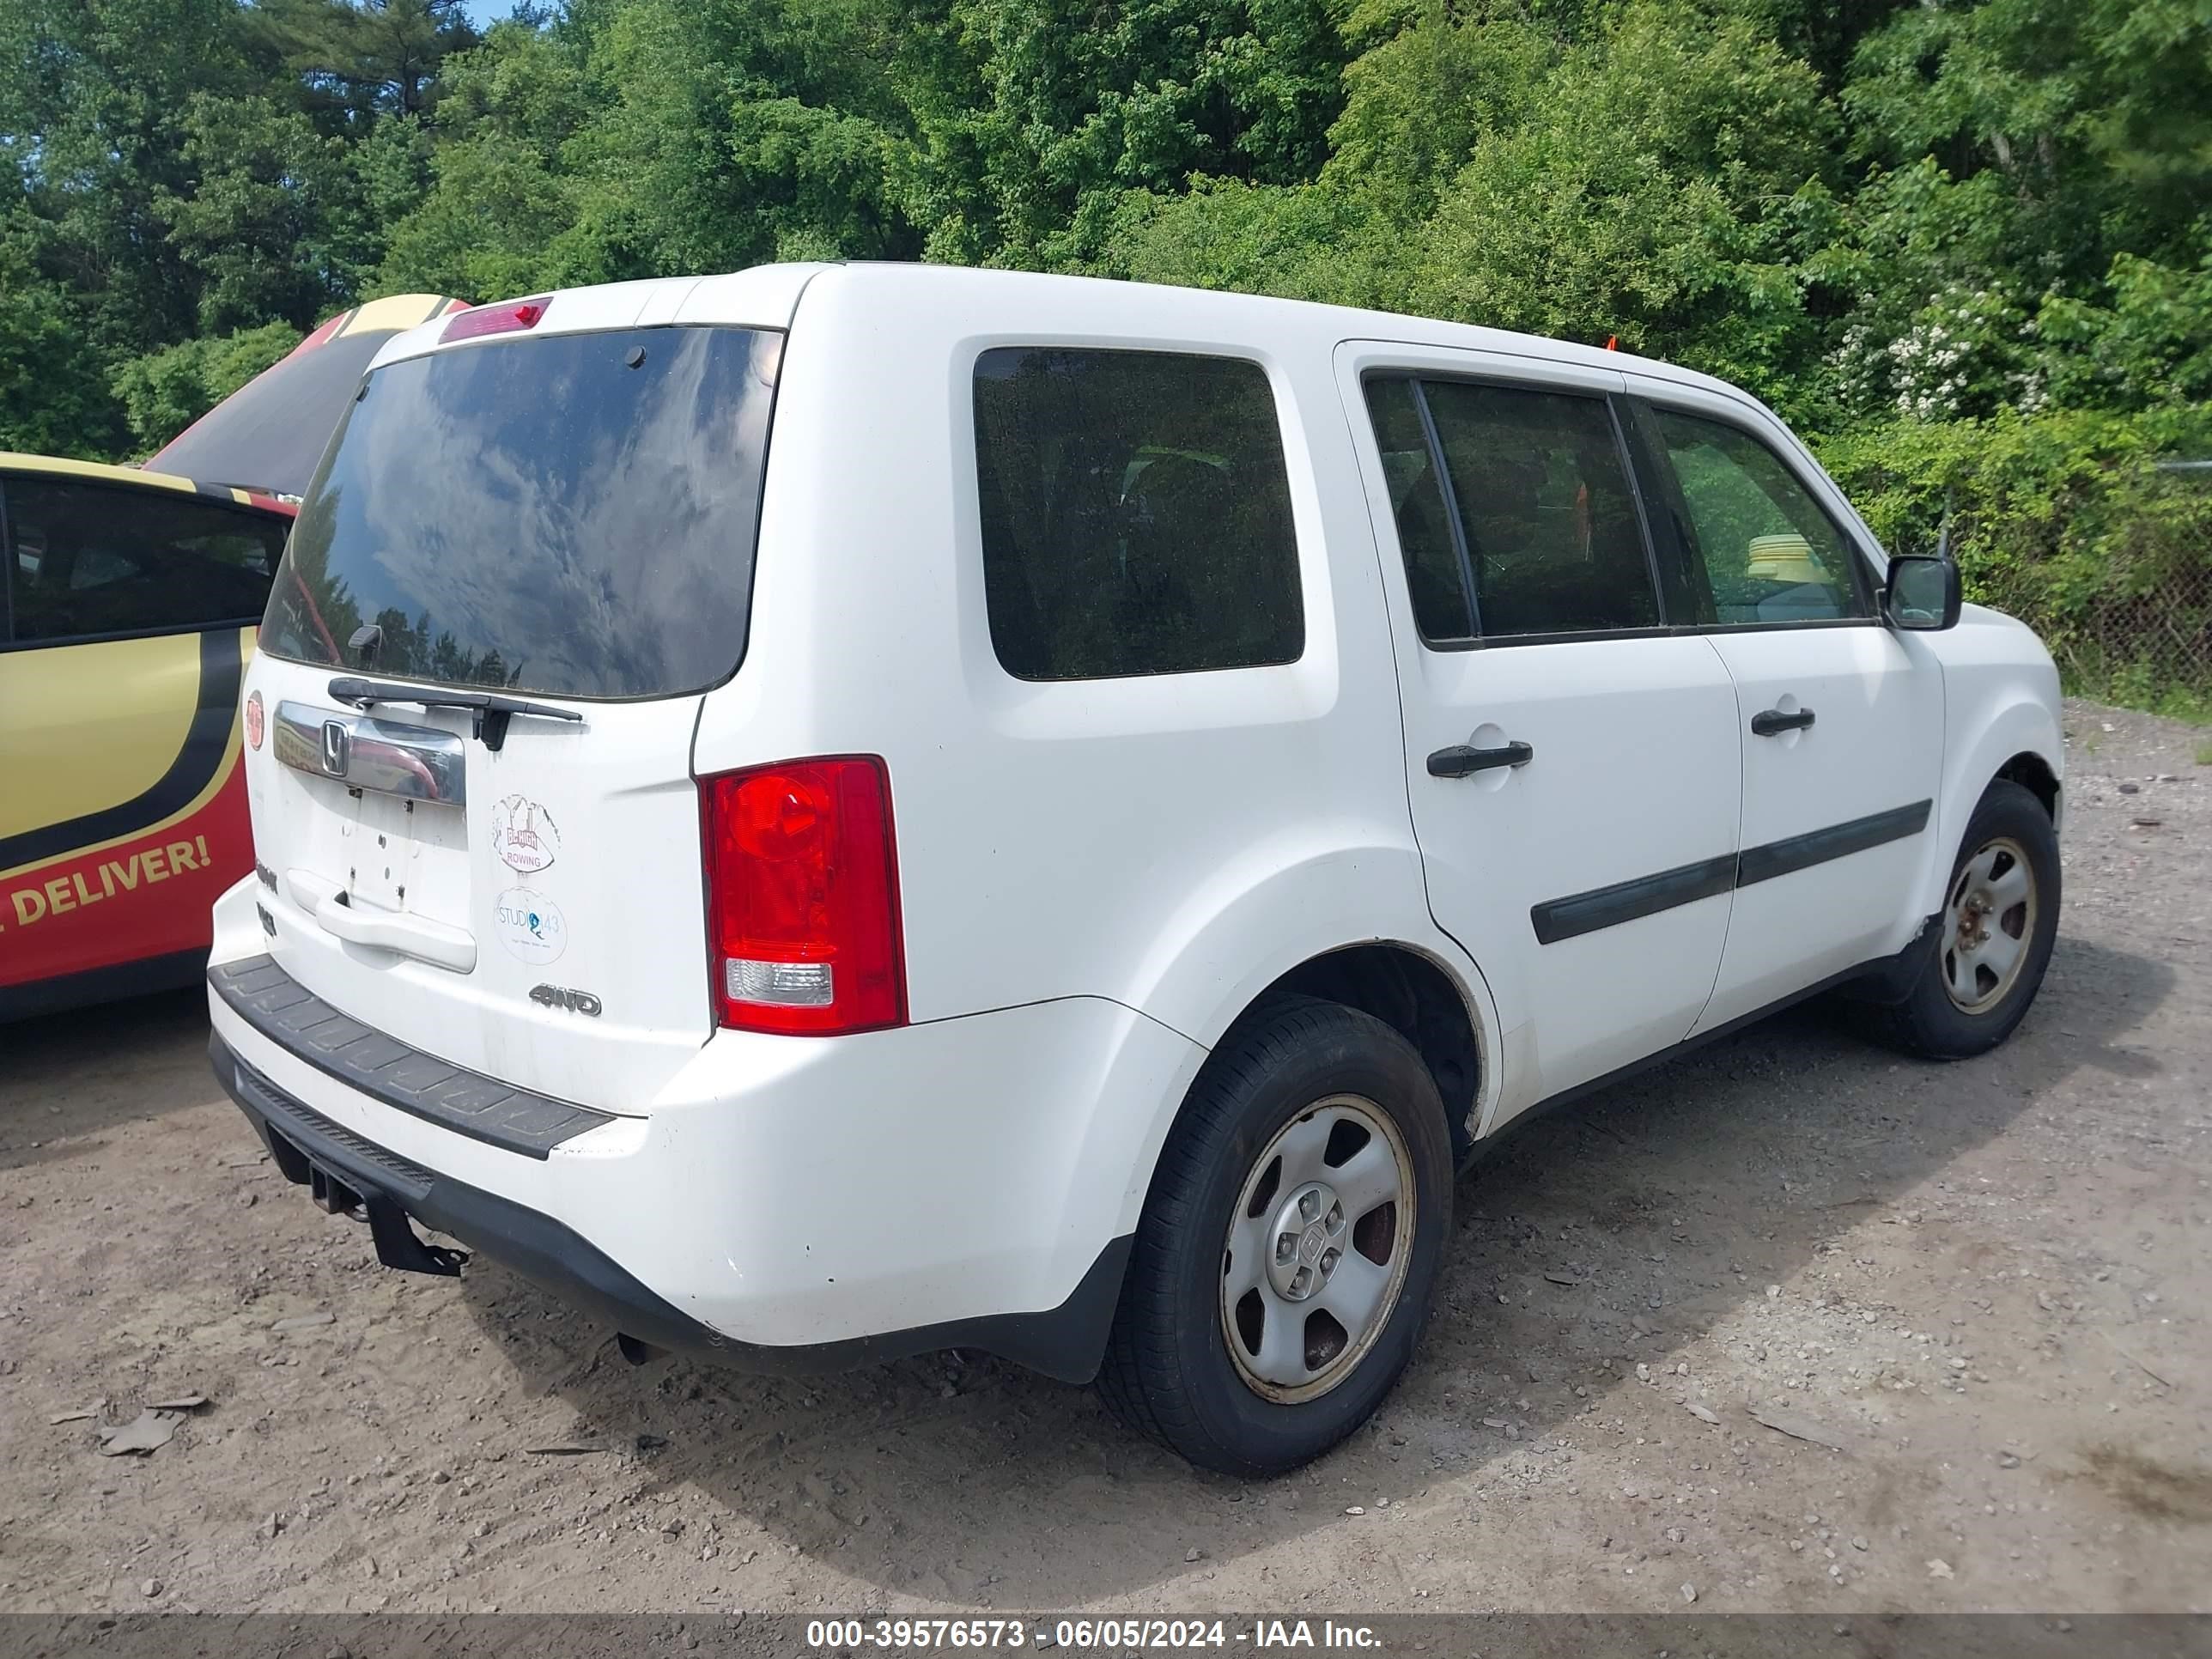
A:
1 295 465 1018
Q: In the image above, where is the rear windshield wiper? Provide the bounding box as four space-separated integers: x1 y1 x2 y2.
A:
327 676 583 752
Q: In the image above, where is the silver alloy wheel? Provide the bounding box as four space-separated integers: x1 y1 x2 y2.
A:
1219 1095 1416 1404
1942 834 2038 1014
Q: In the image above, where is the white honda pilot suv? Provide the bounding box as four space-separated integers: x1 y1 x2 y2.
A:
210 263 2063 1474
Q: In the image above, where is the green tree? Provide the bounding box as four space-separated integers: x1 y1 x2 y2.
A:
896 0 1351 265
0 0 264 356
0 224 124 456
161 94 376 332
248 0 480 125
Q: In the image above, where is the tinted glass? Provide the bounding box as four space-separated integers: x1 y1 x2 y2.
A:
974 348 1304 679
1419 381 1656 638
1646 408 1868 625
264 325 781 699
4 477 283 644
1363 378 1474 641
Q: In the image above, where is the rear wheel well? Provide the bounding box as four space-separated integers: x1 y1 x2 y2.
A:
1995 751 2061 820
1255 945 1481 1159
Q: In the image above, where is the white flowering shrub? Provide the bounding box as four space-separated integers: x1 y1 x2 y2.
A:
1828 283 2037 422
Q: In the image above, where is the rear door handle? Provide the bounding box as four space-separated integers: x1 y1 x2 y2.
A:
1751 707 1815 737
1427 740 1534 778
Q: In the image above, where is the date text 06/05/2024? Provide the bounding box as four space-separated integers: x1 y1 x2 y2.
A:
804 1619 1384 1650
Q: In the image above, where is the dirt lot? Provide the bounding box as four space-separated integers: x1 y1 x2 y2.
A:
1 698 2206 1620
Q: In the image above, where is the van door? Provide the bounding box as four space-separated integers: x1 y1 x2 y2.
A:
1337 344 1742 1121
0 471 282 1001
242 321 785 1112
1620 386 1947 1030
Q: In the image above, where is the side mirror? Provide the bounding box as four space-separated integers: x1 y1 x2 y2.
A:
1884 554 1961 631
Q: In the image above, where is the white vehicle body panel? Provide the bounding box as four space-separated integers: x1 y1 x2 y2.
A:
213 262 2063 1366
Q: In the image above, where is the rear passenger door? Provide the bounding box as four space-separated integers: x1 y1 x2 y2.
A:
1338 345 1742 1121
1621 386 1946 1031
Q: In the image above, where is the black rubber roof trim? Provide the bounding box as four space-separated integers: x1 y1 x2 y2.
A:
209 954 616 1159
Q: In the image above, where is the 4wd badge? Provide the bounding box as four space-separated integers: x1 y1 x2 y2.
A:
490 794 561 872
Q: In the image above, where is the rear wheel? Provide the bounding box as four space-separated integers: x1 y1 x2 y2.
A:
1097 996 1451 1474
1859 779 2059 1059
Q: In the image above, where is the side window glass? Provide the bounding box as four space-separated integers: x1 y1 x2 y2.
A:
1361 377 1474 642
1645 409 1869 625
5 478 283 644
1419 381 1657 638
973 347 1304 680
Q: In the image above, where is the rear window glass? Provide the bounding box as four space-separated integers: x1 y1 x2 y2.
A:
264 325 781 700
973 347 1304 680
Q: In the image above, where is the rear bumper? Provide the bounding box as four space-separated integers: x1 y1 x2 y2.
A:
210 1027 1134 1379
203 883 1199 1377
212 1030 729 1356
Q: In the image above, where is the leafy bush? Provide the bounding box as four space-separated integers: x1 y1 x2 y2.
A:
1818 407 2212 706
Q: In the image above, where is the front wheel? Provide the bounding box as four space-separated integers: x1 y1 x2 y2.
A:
1097 996 1451 1475
1860 778 2060 1059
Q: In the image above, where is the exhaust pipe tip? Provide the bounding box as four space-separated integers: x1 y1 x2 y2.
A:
615 1332 668 1367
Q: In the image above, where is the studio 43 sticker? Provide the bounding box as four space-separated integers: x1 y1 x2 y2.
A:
493 886 568 964
490 794 561 873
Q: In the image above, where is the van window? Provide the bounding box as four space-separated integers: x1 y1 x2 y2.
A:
973 347 1304 680
1416 380 1656 639
1642 407 1869 626
263 325 781 700
4 477 283 644
1362 378 1476 642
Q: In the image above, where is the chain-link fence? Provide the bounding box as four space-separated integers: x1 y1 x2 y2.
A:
1971 459 2212 713
1827 424 2212 719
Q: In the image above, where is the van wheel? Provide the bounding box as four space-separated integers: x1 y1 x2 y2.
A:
1097 996 1451 1475
1859 780 2060 1060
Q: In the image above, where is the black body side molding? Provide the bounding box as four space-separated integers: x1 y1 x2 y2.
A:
1530 799 1934 945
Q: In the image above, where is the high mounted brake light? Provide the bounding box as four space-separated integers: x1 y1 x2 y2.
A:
700 757 906 1036
441 296 550 343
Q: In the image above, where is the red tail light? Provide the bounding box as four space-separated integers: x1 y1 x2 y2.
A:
700 757 905 1036
441 295 550 343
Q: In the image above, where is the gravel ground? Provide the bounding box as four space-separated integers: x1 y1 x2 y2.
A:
1 698 2205 1620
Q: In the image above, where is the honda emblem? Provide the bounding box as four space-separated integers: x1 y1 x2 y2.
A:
320 719 349 777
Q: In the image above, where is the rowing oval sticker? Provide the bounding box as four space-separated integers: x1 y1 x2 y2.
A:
490 794 561 873
494 886 568 965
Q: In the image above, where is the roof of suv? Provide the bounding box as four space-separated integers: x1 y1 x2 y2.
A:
362 263 1752 410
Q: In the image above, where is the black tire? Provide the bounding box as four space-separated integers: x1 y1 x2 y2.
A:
1857 779 2060 1059
1097 995 1452 1475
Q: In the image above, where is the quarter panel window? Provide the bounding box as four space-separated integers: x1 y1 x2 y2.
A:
5 478 283 645
973 347 1304 680
1418 380 1656 638
1645 409 1869 625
